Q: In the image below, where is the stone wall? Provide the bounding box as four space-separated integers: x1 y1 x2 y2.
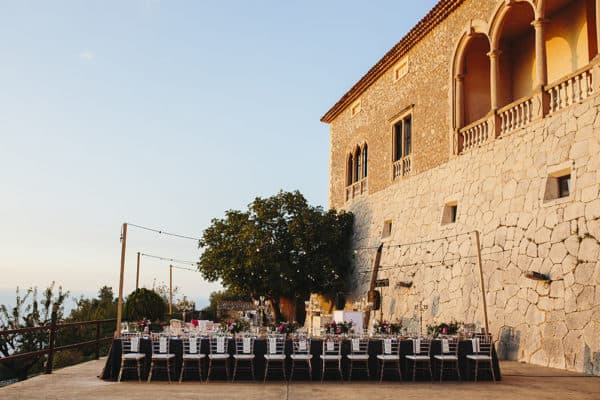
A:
328 0 499 209
344 98 600 375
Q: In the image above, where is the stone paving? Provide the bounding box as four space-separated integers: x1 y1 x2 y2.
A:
1 359 599 400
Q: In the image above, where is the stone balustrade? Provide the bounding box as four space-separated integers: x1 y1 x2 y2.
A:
547 64 594 114
345 178 368 201
392 155 412 179
498 96 534 136
457 117 491 154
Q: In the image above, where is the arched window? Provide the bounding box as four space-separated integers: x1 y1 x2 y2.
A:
545 0 597 83
493 2 536 108
459 34 491 126
354 147 361 182
362 144 368 178
346 154 353 186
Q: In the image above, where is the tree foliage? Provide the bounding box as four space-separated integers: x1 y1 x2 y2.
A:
0 283 68 381
201 288 251 321
124 288 166 322
198 190 353 320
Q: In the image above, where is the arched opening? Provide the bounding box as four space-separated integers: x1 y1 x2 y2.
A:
362 144 368 178
461 34 491 126
346 154 353 186
354 147 362 182
495 2 537 108
545 0 597 84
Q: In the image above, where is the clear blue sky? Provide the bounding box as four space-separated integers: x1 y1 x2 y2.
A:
0 0 438 309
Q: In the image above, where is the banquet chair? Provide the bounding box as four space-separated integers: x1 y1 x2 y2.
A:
405 337 433 381
264 334 287 382
433 337 461 382
232 334 256 381
466 334 495 382
147 335 176 383
290 336 312 381
179 336 205 383
207 335 231 382
376 337 401 382
118 335 145 382
320 337 342 382
347 337 370 381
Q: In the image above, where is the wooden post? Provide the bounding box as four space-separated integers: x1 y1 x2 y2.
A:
95 321 101 360
473 230 490 334
115 223 127 338
45 303 58 374
365 244 384 329
169 265 173 317
136 252 140 290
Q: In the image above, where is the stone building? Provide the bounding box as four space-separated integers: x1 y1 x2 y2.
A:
321 0 600 375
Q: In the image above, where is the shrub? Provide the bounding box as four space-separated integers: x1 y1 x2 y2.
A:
124 288 166 322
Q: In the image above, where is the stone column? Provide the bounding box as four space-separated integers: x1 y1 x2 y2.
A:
455 74 465 129
488 50 501 110
532 18 548 88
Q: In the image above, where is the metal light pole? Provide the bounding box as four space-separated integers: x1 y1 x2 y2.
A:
169 265 173 316
135 252 140 290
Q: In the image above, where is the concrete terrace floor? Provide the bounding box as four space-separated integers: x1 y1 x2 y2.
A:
1 360 599 400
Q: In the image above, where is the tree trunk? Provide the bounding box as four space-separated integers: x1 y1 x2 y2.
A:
294 297 307 325
269 298 282 323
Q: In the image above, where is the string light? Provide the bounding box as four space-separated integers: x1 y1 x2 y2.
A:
140 252 199 268
127 222 201 241
351 231 474 252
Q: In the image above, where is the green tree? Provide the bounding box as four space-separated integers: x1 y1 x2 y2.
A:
69 286 116 322
0 283 68 381
198 190 353 322
124 288 166 322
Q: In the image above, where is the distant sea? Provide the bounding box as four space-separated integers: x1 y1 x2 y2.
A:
0 289 209 316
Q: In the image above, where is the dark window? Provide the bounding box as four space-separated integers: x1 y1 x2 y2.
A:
393 115 412 161
362 145 368 178
347 155 353 186
404 116 412 156
355 150 361 182
558 174 571 198
450 205 458 223
394 121 403 161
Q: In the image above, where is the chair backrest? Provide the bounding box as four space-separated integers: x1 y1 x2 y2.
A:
350 337 369 355
292 336 311 355
209 335 230 355
381 337 400 355
441 338 459 355
121 336 142 354
410 337 430 355
151 334 171 355
322 337 342 355
183 336 202 355
235 335 255 355
266 334 286 355
474 334 493 355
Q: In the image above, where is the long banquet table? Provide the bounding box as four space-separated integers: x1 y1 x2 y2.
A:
100 337 501 382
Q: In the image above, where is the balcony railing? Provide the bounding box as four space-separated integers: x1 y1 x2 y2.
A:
498 96 534 136
393 155 412 179
547 64 594 114
345 178 368 201
457 117 491 154
454 60 599 155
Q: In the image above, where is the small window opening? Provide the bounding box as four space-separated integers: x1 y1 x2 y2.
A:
441 202 458 225
382 220 393 238
544 169 572 202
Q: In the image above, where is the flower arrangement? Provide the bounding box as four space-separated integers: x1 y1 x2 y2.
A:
324 320 354 335
133 318 151 333
426 320 463 337
374 320 402 335
274 321 299 334
221 318 250 334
